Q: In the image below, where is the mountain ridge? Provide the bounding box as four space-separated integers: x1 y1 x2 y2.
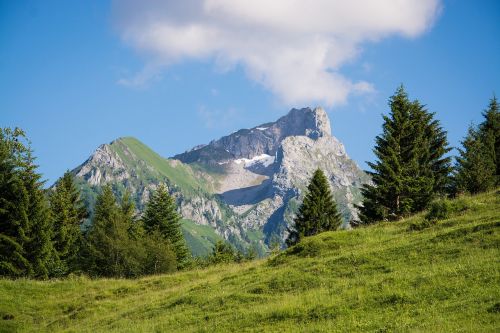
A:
67 107 370 255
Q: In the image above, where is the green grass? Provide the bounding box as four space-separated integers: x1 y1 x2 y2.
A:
1 191 499 332
181 219 224 257
113 137 212 194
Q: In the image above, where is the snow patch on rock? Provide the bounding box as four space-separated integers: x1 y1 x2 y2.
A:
234 154 275 168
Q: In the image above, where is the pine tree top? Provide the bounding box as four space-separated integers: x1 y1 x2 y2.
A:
287 168 342 246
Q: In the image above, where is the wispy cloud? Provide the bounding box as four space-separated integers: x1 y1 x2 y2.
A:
113 0 441 107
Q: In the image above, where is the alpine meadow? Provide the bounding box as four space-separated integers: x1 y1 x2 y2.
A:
1 1 499 332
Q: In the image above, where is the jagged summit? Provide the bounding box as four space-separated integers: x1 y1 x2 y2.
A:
66 107 369 255
173 107 331 164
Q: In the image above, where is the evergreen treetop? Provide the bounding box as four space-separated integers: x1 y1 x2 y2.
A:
286 169 342 246
0 128 54 279
359 86 451 224
479 96 500 182
49 171 88 275
142 184 189 268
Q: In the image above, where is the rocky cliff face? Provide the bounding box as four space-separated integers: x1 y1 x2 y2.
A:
174 107 331 164
67 107 369 255
175 107 370 244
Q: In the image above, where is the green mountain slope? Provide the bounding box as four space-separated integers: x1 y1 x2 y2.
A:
181 219 224 257
113 137 213 194
71 137 229 256
1 190 499 332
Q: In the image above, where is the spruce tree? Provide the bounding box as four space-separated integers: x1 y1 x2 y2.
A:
454 125 496 194
479 96 499 184
84 186 144 277
359 86 451 223
49 171 87 274
142 228 177 275
142 184 189 268
286 169 342 246
0 129 31 277
0 128 54 279
22 153 54 279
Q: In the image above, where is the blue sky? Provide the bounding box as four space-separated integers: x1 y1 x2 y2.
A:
1 0 499 185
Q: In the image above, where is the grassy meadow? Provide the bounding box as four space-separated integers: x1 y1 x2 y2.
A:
0 190 499 332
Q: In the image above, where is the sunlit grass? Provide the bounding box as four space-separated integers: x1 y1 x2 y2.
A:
1 190 498 332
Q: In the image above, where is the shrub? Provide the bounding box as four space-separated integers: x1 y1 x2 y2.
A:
425 199 451 221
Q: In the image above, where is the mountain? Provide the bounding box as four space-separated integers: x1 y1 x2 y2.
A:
173 107 332 164
68 107 370 256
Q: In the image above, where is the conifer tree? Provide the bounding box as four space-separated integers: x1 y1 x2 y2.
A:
22 153 54 279
142 228 177 275
142 184 189 268
479 96 499 184
84 186 144 277
49 171 87 274
359 86 451 223
0 128 54 279
0 129 31 277
286 169 342 246
454 125 496 194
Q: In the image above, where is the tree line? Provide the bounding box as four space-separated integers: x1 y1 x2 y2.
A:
287 86 498 243
0 129 256 279
1 86 498 278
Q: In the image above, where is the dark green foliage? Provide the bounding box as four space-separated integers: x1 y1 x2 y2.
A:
84 186 144 277
0 129 30 277
49 172 88 275
479 96 500 180
81 186 178 277
360 86 451 223
0 128 54 279
142 184 190 268
455 96 499 193
425 199 451 221
286 169 342 246
22 161 53 279
142 228 177 275
454 125 496 194
209 240 235 264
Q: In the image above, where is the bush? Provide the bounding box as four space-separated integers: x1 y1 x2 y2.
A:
210 241 235 264
425 199 451 221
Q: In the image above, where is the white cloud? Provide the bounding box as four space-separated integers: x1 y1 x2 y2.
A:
113 0 441 107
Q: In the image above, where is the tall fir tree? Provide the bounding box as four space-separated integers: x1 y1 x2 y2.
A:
84 186 144 277
0 129 31 277
49 171 87 274
479 96 499 184
454 125 496 194
286 169 342 246
142 184 189 268
359 86 451 223
0 128 54 279
22 151 54 279
454 96 498 194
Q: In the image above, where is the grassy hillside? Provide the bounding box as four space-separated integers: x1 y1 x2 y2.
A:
1 191 498 332
72 137 230 256
181 219 224 257
112 137 213 194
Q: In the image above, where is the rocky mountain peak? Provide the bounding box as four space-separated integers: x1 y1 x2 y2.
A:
67 110 368 254
173 107 333 164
